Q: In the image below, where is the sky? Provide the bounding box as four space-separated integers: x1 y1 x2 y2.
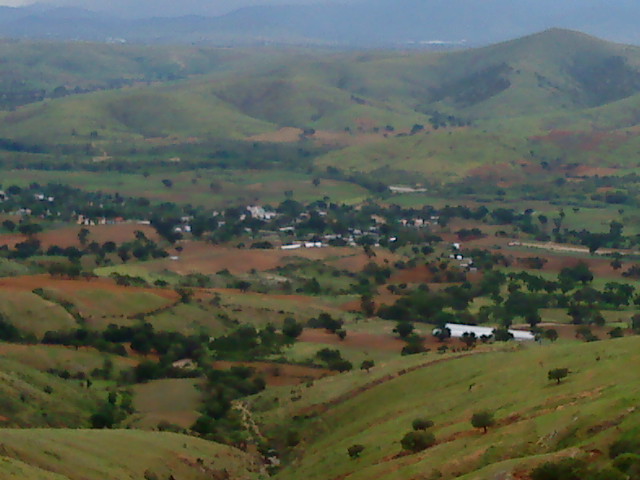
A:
0 0 343 14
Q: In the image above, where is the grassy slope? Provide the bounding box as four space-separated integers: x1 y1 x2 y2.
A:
315 129 529 180
130 378 204 429
0 290 77 337
255 337 640 480
0 357 100 428
0 429 259 480
0 342 135 375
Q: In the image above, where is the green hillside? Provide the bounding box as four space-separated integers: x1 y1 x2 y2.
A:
3 29 640 179
0 429 259 480
0 357 100 428
247 337 640 480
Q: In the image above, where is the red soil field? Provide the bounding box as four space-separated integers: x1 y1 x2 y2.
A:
0 223 158 249
158 242 399 275
0 274 177 300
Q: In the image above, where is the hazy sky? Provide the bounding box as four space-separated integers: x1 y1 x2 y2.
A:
0 0 342 10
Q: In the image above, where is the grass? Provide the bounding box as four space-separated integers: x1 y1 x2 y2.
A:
39 287 173 322
0 356 101 428
130 378 204 429
260 336 640 480
0 342 136 375
315 129 529 181
0 168 369 207
0 290 76 337
0 428 258 480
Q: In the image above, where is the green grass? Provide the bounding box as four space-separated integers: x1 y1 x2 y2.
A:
315 129 529 181
0 428 258 480
145 302 229 336
0 356 101 428
0 342 135 375
130 378 204 429
250 337 640 480
39 287 173 322
0 290 77 337
0 168 368 207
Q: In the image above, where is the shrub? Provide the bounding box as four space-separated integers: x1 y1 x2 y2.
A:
412 418 434 431
400 430 436 452
347 444 365 459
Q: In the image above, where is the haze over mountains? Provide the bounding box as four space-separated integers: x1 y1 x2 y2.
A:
2 0 640 46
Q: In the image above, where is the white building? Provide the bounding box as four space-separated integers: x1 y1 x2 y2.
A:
436 323 535 341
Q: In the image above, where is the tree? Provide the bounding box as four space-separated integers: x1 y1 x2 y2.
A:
2 220 15 232
548 368 569 385
78 227 90 246
544 328 559 342
175 287 193 304
412 418 434 431
393 321 415 339
161 179 173 188
282 317 303 339
347 444 365 459
400 430 435 452
530 458 591 480
18 223 43 237
360 360 375 372
471 410 495 434
611 253 623 271
460 332 477 348
492 328 514 342
360 295 376 317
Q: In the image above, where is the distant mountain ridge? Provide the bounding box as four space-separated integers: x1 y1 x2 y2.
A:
2 0 640 46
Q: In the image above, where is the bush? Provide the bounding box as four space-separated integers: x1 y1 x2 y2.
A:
412 418 434 431
530 458 589 480
400 430 436 452
347 444 365 459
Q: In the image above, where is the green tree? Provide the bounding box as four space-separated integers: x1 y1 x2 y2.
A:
471 410 495 434
78 227 90 246
360 360 375 372
412 418 434 431
544 328 559 342
282 317 303 339
548 367 569 385
393 321 415 339
400 430 436 452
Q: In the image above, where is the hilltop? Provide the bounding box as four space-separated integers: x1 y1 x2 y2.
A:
4 29 640 181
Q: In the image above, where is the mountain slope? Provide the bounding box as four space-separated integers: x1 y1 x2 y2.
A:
0 429 260 480
251 337 640 480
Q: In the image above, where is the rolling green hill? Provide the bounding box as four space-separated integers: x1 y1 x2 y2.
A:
247 337 640 480
0 429 260 480
0 356 100 428
3 29 640 180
